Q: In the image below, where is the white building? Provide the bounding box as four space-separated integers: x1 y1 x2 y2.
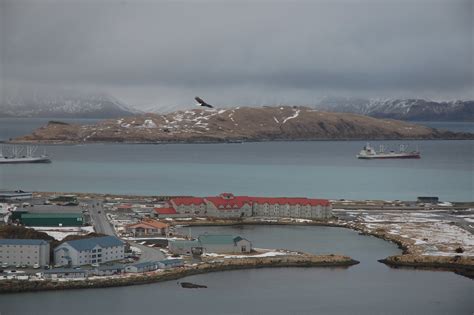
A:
0 239 50 267
54 236 125 267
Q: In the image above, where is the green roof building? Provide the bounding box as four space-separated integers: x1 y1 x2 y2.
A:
21 213 83 227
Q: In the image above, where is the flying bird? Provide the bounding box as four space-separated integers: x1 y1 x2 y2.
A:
195 97 213 108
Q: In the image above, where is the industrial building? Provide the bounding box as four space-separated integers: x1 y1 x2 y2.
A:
169 235 252 255
0 239 50 267
20 213 84 227
54 236 125 267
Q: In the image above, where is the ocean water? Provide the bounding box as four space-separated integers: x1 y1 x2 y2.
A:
0 225 472 315
0 140 472 201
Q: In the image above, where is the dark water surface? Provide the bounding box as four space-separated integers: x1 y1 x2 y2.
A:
1 225 473 315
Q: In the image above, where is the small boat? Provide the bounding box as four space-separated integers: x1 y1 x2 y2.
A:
0 145 51 164
357 143 420 159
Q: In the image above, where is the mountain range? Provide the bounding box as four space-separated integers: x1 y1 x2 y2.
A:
315 98 473 122
0 92 140 118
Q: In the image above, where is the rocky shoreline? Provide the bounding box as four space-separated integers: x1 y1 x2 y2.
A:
0 254 358 294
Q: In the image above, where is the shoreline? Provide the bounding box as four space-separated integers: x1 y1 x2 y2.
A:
0 254 358 294
170 218 474 279
8 135 474 145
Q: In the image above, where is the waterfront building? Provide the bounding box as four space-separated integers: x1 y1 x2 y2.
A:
20 213 84 227
157 259 184 269
42 268 87 279
54 236 125 267
169 235 251 255
125 261 160 273
168 239 202 255
0 239 50 267
164 193 332 220
94 264 125 276
198 235 252 254
125 219 169 237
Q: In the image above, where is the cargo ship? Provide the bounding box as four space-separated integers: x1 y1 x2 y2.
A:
0 145 51 164
357 143 420 159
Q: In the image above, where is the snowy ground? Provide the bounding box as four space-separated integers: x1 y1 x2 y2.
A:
31 226 95 241
334 209 474 257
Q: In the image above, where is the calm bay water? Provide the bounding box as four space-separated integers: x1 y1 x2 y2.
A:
0 140 472 201
0 225 473 315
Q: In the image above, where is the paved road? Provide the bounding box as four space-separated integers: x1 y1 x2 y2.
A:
87 199 165 262
129 241 166 262
88 200 115 236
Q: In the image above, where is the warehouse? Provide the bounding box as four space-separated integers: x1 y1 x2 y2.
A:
168 239 203 255
169 235 252 255
198 235 252 254
21 213 84 227
0 239 50 267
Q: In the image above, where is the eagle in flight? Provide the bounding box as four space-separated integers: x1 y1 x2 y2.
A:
195 97 213 108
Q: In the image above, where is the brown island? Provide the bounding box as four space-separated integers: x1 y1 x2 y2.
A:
11 106 473 144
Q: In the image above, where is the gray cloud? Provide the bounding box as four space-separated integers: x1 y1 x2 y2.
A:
1 0 472 108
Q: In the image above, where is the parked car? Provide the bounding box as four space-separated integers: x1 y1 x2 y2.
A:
33 264 40 269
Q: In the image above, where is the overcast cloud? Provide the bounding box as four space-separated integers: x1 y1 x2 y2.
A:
1 0 472 109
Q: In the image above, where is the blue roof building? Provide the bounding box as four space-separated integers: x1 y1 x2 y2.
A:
54 236 126 267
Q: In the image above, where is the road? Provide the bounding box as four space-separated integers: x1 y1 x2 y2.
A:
87 201 115 236
87 199 165 262
129 241 166 262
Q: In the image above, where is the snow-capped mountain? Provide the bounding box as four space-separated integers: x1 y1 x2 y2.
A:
316 98 473 121
0 91 141 118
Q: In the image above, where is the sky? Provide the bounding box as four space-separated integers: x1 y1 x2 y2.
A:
1 0 472 110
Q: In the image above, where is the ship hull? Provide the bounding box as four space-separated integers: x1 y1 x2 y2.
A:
0 157 52 164
357 154 420 159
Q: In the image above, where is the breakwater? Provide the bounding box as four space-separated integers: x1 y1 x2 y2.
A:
0 254 359 294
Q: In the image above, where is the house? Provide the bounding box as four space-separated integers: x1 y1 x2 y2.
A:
125 219 169 237
125 261 160 273
158 259 184 269
42 268 87 279
0 239 50 267
168 239 202 255
54 236 125 267
198 235 252 254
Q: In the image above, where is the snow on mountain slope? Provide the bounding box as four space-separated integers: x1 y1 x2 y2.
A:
0 92 141 118
317 99 473 121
